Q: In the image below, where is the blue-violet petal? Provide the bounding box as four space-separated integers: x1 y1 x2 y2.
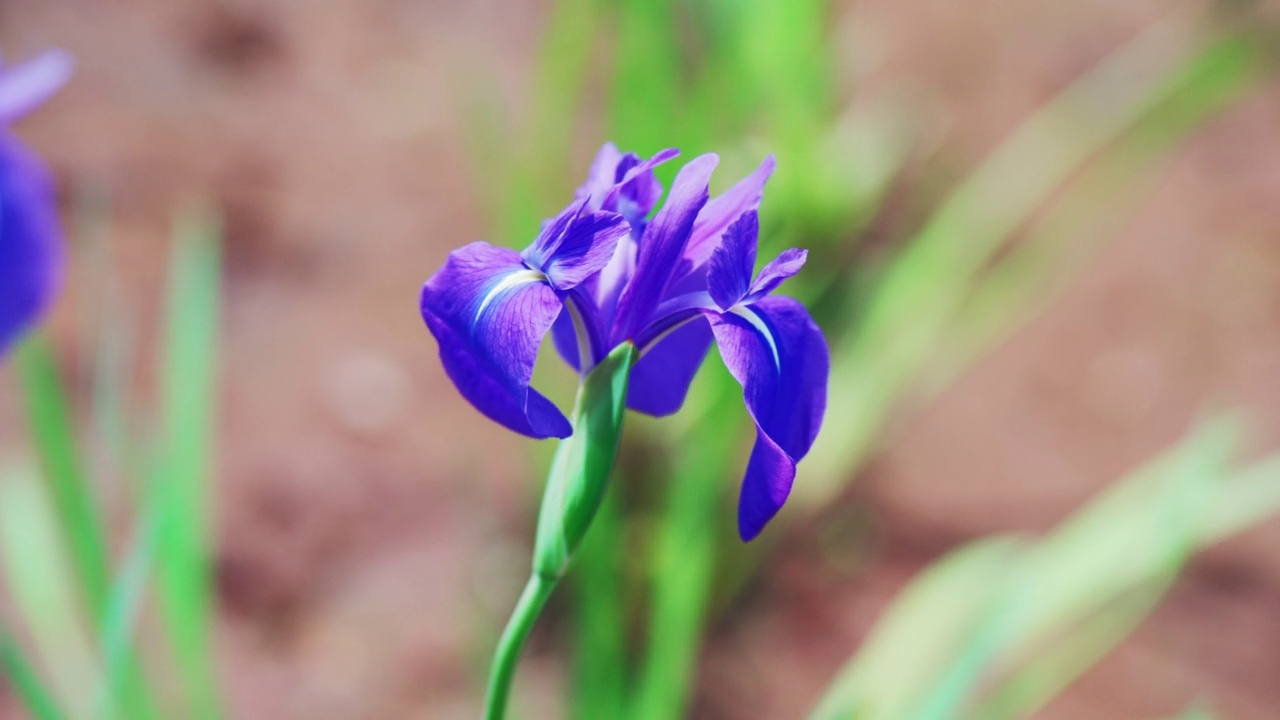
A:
420 242 572 439
705 296 828 540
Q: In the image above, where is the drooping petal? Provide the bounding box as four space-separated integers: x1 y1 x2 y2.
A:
682 154 776 269
748 248 807 300
611 153 718 343
0 51 72 124
627 316 713 416
420 242 571 439
706 210 758 310
521 199 628 290
0 135 63 356
706 296 828 540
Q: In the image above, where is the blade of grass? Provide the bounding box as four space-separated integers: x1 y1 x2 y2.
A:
915 418 1230 720
153 208 223 720
14 336 111 619
932 31 1261 397
95 500 161 720
629 369 741 720
807 538 1025 720
802 23 1258 501
806 418 1254 720
569 490 628 720
0 622 66 720
0 460 104 718
72 180 162 720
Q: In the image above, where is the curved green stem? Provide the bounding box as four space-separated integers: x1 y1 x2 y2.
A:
484 573 559 720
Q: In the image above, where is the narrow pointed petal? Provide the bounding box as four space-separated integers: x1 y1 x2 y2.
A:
706 296 828 540
606 147 680 227
577 142 624 210
521 200 628 290
627 317 713 416
683 154 776 269
748 248 807 300
577 145 679 226
0 51 72 123
706 210 759 310
612 153 718 342
420 242 571 439
0 136 63 356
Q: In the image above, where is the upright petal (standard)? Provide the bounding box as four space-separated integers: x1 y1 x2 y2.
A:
611 153 718 344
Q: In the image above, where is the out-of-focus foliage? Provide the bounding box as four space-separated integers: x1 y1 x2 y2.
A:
809 418 1280 719
0 210 223 720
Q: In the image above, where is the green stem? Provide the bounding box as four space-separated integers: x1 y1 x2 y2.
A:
484 342 636 720
484 574 558 720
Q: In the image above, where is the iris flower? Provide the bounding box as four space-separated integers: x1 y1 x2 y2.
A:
0 50 72 356
421 145 828 540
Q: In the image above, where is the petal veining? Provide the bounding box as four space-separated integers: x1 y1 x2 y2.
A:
421 241 571 439
611 153 718 343
707 296 828 540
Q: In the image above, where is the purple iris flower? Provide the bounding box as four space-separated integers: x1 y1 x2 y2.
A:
0 50 72 356
420 144 828 540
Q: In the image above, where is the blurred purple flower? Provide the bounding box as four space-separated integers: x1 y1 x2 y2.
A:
0 50 72 356
420 144 828 540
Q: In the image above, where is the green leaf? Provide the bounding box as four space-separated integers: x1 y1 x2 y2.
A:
808 538 1026 720
802 27 1261 503
534 342 638 579
153 208 224 720
807 418 1258 720
96 500 162 719
570 492 628 720
629 367 741 720
0 460 102 718
14 336 111 620
0 621 66 720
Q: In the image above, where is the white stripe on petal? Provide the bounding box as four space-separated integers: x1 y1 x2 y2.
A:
474 269 548 325
730 304 780 372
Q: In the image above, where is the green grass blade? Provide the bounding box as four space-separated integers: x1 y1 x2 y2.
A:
13 336 111 620
933 32 1260 397
95 503 161 720
803 25 1260 501
629 372 741 720
570 491 628 720
924 419 1231 720
0 622 67 720
807 538 1025 720
806 418 1258 720
153 208 223 720
0 460 103 718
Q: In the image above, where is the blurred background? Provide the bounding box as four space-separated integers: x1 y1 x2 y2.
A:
3 0 1280 718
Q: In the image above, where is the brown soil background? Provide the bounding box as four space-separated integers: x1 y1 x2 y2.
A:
3 1 1280 718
